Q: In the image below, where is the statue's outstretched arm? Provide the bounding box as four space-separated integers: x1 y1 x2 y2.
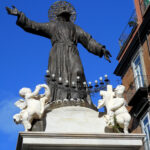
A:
6 5 20 16
76 25 112 63
6 6 54 39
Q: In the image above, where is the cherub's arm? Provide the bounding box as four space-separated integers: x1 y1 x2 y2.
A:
29 84 50 101
39 84 50 99
110 98 124 111
97 99 105 109
29 85 42 98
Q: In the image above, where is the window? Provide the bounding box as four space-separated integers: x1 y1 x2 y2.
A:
144 0 150 8
140 0 150 15
141 112 150 150
132 53 144 89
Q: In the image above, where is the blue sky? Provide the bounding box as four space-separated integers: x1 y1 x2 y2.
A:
0 0 134 149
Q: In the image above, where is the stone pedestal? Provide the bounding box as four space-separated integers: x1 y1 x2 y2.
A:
45 106 108 133
17 132 145 150
16 106 145 150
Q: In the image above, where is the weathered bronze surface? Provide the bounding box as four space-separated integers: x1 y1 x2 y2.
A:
6 1 111 106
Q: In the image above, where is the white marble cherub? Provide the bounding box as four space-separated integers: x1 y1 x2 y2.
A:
97 85 115 127
97 85 131 134
13 84 50 131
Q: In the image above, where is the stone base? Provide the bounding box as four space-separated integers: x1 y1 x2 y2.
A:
45 106 109 133
17 132 145 150
16 106 145 150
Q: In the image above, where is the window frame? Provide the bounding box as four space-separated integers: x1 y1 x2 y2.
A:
141 112 150 150
132 50 145 90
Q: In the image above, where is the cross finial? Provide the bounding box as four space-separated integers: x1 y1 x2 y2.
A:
107 85 113 92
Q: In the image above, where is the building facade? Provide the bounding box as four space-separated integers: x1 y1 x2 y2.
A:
114 0 150 149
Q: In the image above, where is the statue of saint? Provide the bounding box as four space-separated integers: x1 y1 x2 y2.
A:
6 1 111 107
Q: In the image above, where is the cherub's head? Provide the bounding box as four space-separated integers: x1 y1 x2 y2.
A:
13 114 22 124
114 85 125 98
19 88 32 98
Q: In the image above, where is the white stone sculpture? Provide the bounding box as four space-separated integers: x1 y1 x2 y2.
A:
97 85 131 134
13 84 50 131
97 85 115 127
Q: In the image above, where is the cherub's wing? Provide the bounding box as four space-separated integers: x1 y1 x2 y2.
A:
15 99 27 109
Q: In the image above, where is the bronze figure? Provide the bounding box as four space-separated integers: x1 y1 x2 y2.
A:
6 1 111 106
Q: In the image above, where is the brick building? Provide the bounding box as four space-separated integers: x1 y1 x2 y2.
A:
114 0 150 149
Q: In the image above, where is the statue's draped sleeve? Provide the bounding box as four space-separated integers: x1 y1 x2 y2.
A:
76 25 104 57
16 12 54 39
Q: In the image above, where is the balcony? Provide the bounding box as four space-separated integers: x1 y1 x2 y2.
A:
124 75 150 105
118 10 137 50
139 0 150 16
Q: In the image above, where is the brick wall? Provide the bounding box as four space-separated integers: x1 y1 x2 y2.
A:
122 66 134 102
142 34 150 84
122 66 134 90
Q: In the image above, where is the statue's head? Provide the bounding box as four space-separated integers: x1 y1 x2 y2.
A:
48 1 76 22
115 85 125 97
19 88 32 98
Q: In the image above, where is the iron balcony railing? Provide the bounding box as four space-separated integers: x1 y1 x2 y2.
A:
139 0 150 16
118 10 137 49
124 75 150 103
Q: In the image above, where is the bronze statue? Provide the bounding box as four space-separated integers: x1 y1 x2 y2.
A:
6 1 111 106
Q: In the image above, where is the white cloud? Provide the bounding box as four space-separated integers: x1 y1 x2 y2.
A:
0 95 24 134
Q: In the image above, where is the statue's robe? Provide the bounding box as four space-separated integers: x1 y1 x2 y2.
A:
16 12 104 106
